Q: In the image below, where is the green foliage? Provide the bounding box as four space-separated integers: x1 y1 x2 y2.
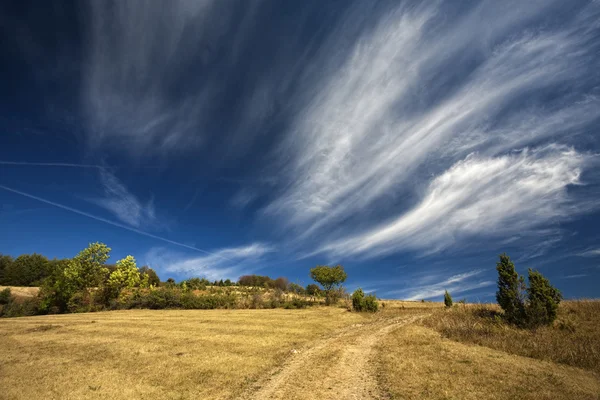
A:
444 290 453 308
288 283 305 295
107 255 141 292
63 242 111 293
495 253 562 328
352 288 365 311
1 253 51 286
364 294 379 312
351 288 378 312
185 277 209 290
0 254 12 284
306 284 321 297
526 269 562 327
310 265 347 305
0 288 11 305
496 253 526 325
139 266 160 287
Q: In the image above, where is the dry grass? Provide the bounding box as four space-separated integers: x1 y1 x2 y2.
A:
376 323 600 400
380 299 445 310
422 300 600 374
0 286 39 300
0 307 368 399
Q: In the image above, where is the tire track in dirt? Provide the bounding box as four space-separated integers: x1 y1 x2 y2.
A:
241 314 423 400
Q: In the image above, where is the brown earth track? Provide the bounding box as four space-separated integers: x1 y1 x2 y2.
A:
241 314 424 400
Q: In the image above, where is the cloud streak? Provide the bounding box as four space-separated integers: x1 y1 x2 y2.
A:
387 270 494 301
261 1 600 259
319 146 589 258
145 243 274 281
92 169 157 228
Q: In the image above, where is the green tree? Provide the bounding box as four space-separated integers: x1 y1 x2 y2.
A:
496 253 525 325
306 284 321 298
3 253 51 286
0 254 14 285
363 294 379 312
63 243 111 292
107 255 141 294
352 288 365 311
444 290 453 308
526 269 562 327
310 265 347 305
139 266 160 287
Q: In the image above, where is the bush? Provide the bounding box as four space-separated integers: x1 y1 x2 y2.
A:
0 288 11 305
496 253 526 325
351 288 378 312
352 288 365 311
526 269 562 327
364 295 379 312
444 290 453 308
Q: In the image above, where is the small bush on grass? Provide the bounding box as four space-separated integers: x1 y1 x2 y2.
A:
0 288 11 305
364 294 379 312
352 288 365 311
444 290 453 308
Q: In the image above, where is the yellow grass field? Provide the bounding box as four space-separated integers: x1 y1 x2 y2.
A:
1 300 599 399
0 307 369 399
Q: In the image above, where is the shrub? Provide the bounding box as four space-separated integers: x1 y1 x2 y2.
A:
526 269 562 327
0 288 11 305
352 288 365 311
444 290 453 308
364 295 379 312
496 253 526 325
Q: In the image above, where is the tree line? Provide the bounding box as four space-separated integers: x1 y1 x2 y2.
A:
0 242 375 317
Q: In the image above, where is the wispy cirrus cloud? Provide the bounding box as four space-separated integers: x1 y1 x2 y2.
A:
262 1 600 259
386 270 494 301
319 146 590 258
145 243 274 281
92 169 156 229
578 249 600 257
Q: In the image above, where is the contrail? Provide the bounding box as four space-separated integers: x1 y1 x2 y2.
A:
0 161 105 169
0 184 230 260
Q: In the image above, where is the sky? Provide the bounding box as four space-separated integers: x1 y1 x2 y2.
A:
1 0 599 301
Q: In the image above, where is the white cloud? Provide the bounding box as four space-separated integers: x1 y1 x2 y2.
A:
92 169 156 228
386 270 494 301
579 249 600 257
145 243 274 281
319 146 589 258
264 1 600 250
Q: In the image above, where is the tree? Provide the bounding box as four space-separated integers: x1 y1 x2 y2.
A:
352 288 365 311
306 284 321 298
310 265 347 305
63 243 111 293
0 254 14 285
273 277 289 291
139 266 160 287
526 269 562 327
107 255 141 295
444 290 453 308
496 253 525 325
2 253 51 286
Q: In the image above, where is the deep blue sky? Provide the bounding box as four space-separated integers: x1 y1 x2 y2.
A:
1 0 599 300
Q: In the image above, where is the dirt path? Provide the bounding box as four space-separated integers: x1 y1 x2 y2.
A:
241 313 423 400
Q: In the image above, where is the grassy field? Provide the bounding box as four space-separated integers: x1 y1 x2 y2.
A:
422 300 600 374
0 307 368 399
376 323 600 400
1 299 599 399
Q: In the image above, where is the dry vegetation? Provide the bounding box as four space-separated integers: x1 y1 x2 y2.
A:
376 323 600 400
0 286 39 300
0 307 368 399
422 300 600 374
